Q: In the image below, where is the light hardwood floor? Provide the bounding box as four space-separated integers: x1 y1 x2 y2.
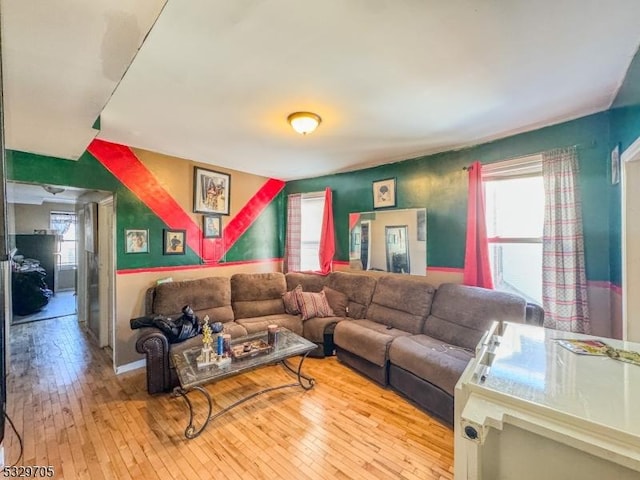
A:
4 316 454 479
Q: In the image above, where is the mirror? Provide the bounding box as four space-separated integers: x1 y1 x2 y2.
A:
349 208 426 275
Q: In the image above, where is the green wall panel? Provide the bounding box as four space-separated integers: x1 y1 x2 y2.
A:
224 192 284 262
287 112 615 282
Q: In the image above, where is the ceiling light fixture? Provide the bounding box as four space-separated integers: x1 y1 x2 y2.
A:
42 185 65 195
287 111 322 135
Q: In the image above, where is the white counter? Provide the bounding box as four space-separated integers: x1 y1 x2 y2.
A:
454 322 640 480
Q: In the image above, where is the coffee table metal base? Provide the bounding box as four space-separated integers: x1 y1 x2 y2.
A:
173 353 315 439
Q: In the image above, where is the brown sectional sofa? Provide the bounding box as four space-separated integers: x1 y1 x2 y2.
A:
134 270 543 425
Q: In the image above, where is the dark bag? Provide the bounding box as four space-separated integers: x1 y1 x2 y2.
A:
130 305 202 344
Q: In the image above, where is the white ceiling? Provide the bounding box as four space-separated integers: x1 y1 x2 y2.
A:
6 182 89 205
3 1 640 181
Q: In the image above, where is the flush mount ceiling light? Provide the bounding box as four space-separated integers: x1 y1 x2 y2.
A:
287 111 322 135
42 185 65 195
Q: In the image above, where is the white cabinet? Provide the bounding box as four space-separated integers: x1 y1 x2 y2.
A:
454 322 640 480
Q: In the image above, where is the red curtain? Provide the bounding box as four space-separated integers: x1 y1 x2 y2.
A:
318 187 335 275
463 161 494 289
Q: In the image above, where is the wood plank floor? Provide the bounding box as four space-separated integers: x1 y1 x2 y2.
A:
4 317 454 479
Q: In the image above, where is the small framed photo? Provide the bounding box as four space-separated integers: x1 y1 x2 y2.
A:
125 229 149 254
372 177 396 209
611 144 620 185
203 215 221 238
193 167 231 215
163 229 186 255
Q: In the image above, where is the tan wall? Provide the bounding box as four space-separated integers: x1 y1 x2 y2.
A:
116 261 283 369
425 269 464 287
624 159 640 342
12 202 74 234
133 148 270 242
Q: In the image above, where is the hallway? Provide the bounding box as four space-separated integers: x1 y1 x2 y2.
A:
12 290 76 325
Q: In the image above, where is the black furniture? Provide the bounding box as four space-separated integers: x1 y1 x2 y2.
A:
13 234 57 293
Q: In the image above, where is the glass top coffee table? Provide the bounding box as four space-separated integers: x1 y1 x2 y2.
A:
171 328 316 439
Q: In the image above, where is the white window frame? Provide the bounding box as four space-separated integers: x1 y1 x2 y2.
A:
299 192 325 272
50 211 78 269
484 154 543 301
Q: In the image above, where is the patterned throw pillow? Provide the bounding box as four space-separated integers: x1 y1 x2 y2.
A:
282 285 302 314
295 290 335 321
322 286 349 317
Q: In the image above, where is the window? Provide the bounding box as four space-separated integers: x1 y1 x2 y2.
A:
50 212 77 267
299 193 326 271
484 155 543 303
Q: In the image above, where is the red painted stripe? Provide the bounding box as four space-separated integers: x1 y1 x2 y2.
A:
587 280 623 296
117 258 283 275
88 139 203 255
211 177 285 262
88 139 285 263
428 266 464 274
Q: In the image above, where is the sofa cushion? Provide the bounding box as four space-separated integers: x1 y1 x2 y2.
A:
423 283 526 350
282 285 302 314
366 276 436 334
235 314 303 336
231 272 287 319
388 334 473 396
322 286 348 317
327 271 377 319
295 290 334 320
334 319 411 367
285 272 329 293
303 315 343 343
152 277 234 323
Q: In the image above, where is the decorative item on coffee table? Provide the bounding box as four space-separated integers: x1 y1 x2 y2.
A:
196 316 215 368
231 338 273 359
197 315 231 368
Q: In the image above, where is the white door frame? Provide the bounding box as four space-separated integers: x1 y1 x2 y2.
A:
98 196 115 352
621 135 640 341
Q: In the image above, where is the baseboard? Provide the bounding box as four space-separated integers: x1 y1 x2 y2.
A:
115 358 146 375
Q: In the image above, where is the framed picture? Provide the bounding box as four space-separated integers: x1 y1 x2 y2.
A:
372 177 396 209
203 215 221 238
125 229 149 254
611 144 620 185
163 229 186 255
193 167 230 215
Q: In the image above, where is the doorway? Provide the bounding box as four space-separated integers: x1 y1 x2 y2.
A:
98 197 115 353
8 186 79 325
622 136 640 342
385 225 410 274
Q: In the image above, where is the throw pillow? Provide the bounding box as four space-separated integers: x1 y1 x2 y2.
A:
282 285 302 314
322 286 349 317
295 290 335 321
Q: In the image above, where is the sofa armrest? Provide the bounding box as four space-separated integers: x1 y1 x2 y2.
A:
135 327 171 394
525 302 544 326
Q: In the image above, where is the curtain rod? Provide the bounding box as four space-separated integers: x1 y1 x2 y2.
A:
460 141 596 170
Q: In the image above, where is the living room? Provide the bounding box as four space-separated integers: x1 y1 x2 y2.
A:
1 2 640 479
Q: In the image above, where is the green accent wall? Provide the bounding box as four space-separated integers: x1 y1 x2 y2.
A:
7 149 282 270
224 191 285 262
287 112 616 282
